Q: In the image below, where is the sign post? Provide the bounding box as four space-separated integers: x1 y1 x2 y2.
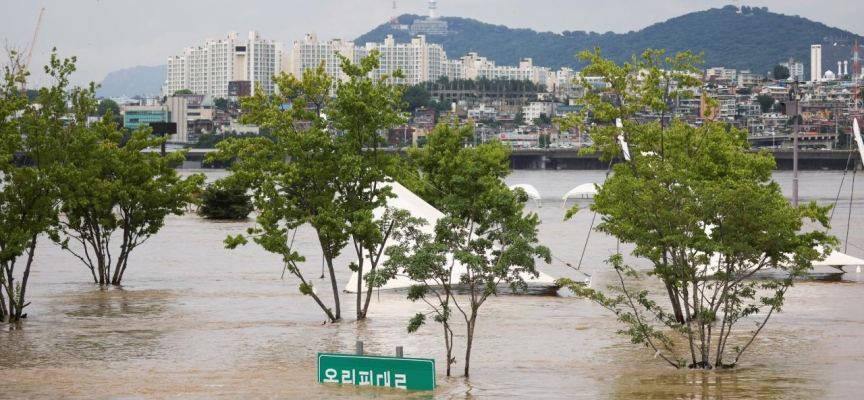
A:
318 352 435 391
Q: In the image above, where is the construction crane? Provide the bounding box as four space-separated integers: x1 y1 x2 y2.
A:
19 7 45 96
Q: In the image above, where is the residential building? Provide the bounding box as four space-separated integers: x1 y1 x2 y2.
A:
166 31 283 98
522 102 555 125
780 58 805 81
289 33 366 82
737 70 764 87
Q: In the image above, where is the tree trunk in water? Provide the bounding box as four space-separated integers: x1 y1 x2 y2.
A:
14 234 37 321
355 259 364 320
323 249 340 321
464 313 477 378
665 281 685 324
444 323 453 377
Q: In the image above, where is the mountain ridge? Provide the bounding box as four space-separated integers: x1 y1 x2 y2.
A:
355 6 864 76
97 65 165 98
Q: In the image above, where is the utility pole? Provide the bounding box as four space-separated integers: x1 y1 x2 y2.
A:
782 81 800 207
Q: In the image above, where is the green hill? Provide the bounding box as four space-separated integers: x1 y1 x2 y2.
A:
355 6 863 76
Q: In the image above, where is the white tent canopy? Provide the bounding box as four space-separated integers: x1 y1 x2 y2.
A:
702 245 864 275
562 183 600 207
345 181 556 293
509 184 542 207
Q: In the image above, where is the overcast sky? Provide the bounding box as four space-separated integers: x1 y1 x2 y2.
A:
3 0 863 87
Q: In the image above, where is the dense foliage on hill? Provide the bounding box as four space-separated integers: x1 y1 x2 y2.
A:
355 6 863 75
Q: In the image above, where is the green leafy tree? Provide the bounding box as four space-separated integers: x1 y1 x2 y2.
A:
558 47 837 369
402 84 431 111
773 65 790 80
757 94 775 113
386 123 552 377
96 98 120 116
514 111 524 125
0 52 81 322
198 182 254 220
214 97 228 112
173 89 193 95
54 121 204 285
214 52 408 322
533 112 552 126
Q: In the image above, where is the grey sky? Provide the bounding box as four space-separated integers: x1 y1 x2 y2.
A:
3 0 863 87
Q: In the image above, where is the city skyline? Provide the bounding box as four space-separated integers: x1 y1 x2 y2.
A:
2 0 864 87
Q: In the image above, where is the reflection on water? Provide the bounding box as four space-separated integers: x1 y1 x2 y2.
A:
1 170 864 398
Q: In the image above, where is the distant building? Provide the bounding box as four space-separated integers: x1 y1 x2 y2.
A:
123 105 166 130
227 81 251 100
779 58 805 81
522 102 555 125
410 0 448 36
410 19 448 36
811 44 822 82
166 31 283 98
705 67 737 82
289 33 366 82
737 70 764 87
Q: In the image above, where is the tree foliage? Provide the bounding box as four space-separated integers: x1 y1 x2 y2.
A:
96 98 120 116
213 52 408 322
386 123 551 377
773 65 790 80
54 125 203 285
757 94 776 113
197 182 254 220
0 52 76 322
558 47 837 369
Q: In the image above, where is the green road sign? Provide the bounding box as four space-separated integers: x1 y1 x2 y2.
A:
318 353 436 391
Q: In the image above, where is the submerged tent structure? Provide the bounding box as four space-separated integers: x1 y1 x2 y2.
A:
344 181 557 293
562 183 600 207
509 184 542 207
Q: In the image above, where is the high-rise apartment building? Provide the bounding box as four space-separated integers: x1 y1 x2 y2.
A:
166 31 283 98
290 34 462 86
810 44 822 82
780 58 805 81
290 33 367 82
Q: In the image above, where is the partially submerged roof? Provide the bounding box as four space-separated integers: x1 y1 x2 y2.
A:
509 184 542 207
344 181 556 293
562 183 600 207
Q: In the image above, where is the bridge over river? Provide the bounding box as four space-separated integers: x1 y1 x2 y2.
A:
120 147 864 171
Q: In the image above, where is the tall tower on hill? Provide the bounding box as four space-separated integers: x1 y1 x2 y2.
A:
853 39 861 79
429 0 437 19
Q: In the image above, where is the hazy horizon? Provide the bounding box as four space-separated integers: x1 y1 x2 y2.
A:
3 0 863 87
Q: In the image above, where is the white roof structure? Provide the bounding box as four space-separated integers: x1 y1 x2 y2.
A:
702 245 864 275
509 184 542 207
345 181 556 293
812 246 864 270
562 183 600 207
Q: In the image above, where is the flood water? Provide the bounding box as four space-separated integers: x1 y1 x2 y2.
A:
3 170 864 399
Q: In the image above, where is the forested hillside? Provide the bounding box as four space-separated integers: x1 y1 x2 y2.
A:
355 6 863 74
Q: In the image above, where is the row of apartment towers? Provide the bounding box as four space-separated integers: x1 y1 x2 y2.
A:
165 31 569 99
165 31 864 99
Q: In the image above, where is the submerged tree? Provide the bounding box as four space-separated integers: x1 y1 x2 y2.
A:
54 123 203 286
557 47 837 369
385 123 551 377
1 52 81 321
215 51 407 322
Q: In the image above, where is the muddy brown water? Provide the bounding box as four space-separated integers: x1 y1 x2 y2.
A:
3 170 864 399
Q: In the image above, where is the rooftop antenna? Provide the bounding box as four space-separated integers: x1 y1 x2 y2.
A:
429 0 437 19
